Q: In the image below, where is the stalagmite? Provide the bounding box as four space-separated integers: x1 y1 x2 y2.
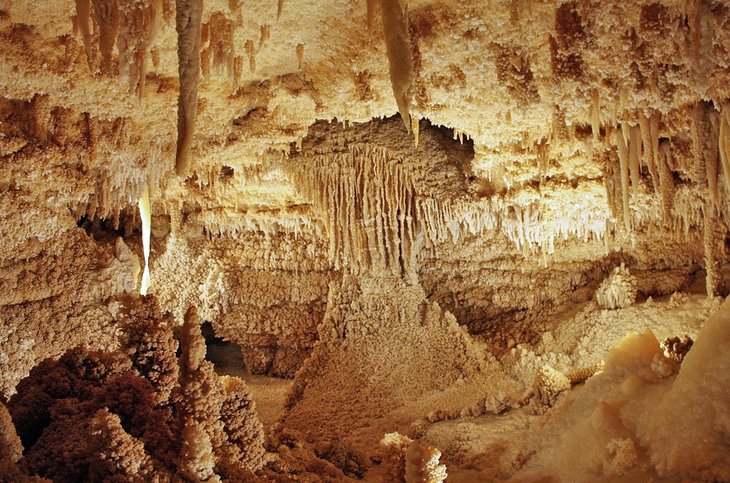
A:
138 186 151 295
595 263 637 309
405 443 448 483
175 0 204 177
379 0 414 133
180 306 205 374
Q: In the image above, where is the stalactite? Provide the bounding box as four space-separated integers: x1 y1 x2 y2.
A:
201 48 210 79
707 110 720 211
603 123 613 150
658 140 675 224
245 40 256 73
379 0 414 133
453 129 464 144
201 20 209 44
71 15 80 36
259 24 270 49
366 0 378 34
629 125 641 208
604 154 618 220
91 0 121 75
147 2 163 56
209 12 235 78
118 0 163 100
75 0 94 70
639 112 659 193
687 0 713 94
175 0 204 177
703 200 724 298
288 146 419 278
412 116 419 148
614 129 631 234
691 101 708 188
151 47 160 69
296 43 304 71
536 138 549 178
233 56 243 86
229 0 241 12
719 104 730 194
138 186 151 295
277 0 284 19
590 89 600 142
552 105 568 142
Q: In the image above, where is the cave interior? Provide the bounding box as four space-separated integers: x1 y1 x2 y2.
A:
1 0 730 481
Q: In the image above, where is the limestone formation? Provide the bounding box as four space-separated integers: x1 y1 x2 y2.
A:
0 0 729 480
595 264 639 310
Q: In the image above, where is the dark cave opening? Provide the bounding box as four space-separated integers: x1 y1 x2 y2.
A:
201 322 247 377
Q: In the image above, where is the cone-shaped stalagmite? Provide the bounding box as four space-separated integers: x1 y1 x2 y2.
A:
175 0 204 177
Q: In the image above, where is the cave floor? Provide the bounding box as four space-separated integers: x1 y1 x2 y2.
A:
423 286 713 481
205 340 293 431
204 273 713 480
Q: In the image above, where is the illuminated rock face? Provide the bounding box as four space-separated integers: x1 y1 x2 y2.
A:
0 0 729 481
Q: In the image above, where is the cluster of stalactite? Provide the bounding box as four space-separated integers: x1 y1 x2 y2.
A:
288 144 421 278
73 0 167 98
591 94 730 297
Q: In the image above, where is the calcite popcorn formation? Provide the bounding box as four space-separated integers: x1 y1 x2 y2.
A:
595 263 638 309
1 0 729 481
